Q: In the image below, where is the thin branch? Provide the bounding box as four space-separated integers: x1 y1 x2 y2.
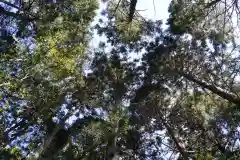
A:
152 0 156 18
113 0 122 17
0 5 35 21
205 0 222 8
0 82 10 87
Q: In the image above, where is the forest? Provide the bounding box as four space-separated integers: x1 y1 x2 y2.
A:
0 0 240 159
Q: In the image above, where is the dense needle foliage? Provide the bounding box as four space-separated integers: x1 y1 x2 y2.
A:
0 0 240 159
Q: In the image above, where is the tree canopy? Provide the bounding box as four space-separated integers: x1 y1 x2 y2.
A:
0 0 240 159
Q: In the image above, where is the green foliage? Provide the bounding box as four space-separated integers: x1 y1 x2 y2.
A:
0 147 22 160
105 0 144 43
0 0 240 159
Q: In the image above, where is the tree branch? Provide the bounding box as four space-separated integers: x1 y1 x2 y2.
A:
0 0 20 10
176 70 240 105
0 5 34 21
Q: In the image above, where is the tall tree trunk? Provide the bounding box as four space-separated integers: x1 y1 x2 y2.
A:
105 132 118 160
158 116 189 160
31 126 60 159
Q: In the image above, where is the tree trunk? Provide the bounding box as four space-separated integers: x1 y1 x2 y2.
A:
159 116 189 160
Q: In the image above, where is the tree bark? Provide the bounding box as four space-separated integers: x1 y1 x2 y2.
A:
176 70 240 105
33 126 60 159
105 132 118 160
159 117 189 160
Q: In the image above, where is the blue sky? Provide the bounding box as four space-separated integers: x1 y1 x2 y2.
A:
76 0 173 124
87 0 172 67
136 0 171 23
89 0 172 48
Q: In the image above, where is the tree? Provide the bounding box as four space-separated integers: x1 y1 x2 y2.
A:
0 0 100 158
1 0 240 159
93 0 240 159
